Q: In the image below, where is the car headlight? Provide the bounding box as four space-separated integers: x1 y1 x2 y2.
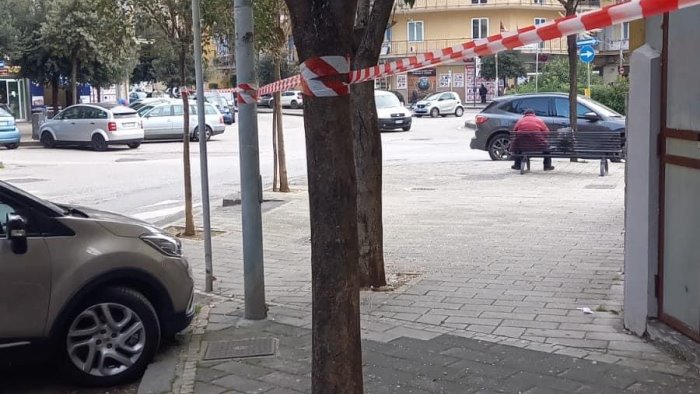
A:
141 233 182 257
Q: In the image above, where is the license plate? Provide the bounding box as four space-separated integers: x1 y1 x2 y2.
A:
122 122 136 128
395 120 403 124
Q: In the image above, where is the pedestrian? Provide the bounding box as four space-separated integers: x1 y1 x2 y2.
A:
478 83 488 104
510 108 554 171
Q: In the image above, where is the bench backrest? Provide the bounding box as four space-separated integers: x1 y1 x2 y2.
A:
509 130 623 154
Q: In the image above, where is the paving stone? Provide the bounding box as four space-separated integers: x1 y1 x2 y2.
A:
259 372 310 392
498 371 584 393
492 326 526 338
383 326 442 341
210 375 274 393
211 360 273 379
192 381 227 394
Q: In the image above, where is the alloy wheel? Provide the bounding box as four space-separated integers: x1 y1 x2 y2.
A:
66 303 146 377
489 136 511 161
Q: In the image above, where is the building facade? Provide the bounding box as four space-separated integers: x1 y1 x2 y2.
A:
379 0 625 102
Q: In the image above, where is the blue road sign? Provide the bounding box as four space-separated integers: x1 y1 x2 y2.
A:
579 45 595 64
576 38 598 47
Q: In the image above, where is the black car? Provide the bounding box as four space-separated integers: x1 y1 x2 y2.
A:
467 93 626 160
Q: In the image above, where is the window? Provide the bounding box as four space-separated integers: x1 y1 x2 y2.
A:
147 106 170 117
408 21 424 42
61 107 81 120
205 105 217 115
621 22 630 41
554 98 592 118
472 18 488 39
81 107 107 119
172 105 183 116
0 201 15 235
471 0 487 3
508 98 550 116
535 18 547 48
440 93 453 101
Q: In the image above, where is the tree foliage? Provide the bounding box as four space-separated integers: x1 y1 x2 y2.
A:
480 51 528 85
515 57 602 93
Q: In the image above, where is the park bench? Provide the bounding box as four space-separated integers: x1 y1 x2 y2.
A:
509 129 624 176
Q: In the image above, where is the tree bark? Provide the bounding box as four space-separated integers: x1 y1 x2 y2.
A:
284 0 362 392
272 96 279 192
181 49 195 237
351 0 394 288
70 55 78 106
274 54 290 192
567 34 578 131
97 86 102 103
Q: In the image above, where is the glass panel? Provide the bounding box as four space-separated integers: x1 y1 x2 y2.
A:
519 98 549 116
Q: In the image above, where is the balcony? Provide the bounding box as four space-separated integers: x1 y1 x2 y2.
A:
396 0 601 12
380 37 569 59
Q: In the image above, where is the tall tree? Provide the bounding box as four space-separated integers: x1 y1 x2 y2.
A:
559 0 580 132
480 51 527 92
283 0 362 392
254 0 291 192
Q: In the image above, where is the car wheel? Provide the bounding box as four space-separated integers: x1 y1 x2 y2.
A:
430 108 440 118
41 131 56 149
194 126 212 142
127 142 141 149
91 134 108 152
455 107 464 117
402 126 411 131
290 100 299 109
487 134 511 161
60 287 161 386
268 100 274 108
5 143 19 150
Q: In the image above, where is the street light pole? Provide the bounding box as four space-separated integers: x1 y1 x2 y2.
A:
234 0 266 320
535 46 539 93
191 0 214 292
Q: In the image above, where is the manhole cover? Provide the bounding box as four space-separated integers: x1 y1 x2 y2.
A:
203 338 278 360
585 184 616 189
3 178 46 184
409 187 436 191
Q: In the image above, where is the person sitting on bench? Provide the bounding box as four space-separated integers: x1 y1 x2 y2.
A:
511 108 555 171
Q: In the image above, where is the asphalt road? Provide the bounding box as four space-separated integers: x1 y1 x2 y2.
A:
0 109 486 226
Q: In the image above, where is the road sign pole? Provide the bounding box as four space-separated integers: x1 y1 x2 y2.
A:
535 46 539 93
191 0 214 292
234 0 267 320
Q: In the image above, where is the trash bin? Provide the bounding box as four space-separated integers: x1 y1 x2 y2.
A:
31 107 47 140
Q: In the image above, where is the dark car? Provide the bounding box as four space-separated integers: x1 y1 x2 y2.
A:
257 94 274 108
467 93 626 160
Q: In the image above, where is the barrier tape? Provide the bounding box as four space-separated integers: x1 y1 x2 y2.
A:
236 83 258 105
299 56 351 97
257 0 700 95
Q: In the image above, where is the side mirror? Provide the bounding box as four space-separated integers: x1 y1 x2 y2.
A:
583 112 600 122
6 213 28 255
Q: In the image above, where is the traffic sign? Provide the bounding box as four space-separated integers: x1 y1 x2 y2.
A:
576 38 598 47
579 45 595 64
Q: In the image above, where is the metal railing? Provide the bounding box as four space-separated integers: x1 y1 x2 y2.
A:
396 0 601 11
381 37 569 58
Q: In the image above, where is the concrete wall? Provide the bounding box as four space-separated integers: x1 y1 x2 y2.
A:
666 8 700 131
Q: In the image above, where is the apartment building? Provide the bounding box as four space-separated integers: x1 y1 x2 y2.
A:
377 0 628 102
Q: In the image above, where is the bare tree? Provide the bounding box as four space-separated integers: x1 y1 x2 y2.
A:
283 1 362 392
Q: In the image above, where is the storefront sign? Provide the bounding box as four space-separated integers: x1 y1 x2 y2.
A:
396 74 407 90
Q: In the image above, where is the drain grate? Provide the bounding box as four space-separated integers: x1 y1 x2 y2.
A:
585 184 616 190
203 338 278 361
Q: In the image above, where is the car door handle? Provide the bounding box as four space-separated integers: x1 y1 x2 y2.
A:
90 122 95 125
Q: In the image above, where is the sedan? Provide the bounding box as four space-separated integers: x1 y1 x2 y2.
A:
140 102 226 141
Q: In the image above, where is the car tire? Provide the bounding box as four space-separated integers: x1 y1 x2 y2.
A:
5 143 19 150
91 134 108 152
487 133 511 161
430 108 440 118
455 107 464 117
268 100 274 109
402 126 411 131
59 287 161 387
194 126 212 142
127 142 141 149
41 131 56 149
290 100 299 109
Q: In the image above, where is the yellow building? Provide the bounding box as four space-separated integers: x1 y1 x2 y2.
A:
378 0 626 102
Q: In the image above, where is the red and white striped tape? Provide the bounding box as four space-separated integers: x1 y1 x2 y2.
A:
299 56 351 97
236 83 258 105
260 0 700 95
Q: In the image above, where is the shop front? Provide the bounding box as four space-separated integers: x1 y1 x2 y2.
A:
0 77 30 121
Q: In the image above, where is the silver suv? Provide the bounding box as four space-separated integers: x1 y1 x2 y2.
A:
140 101 226 141
0 180 194 386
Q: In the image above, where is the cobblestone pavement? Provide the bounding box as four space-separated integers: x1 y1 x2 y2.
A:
175 158 699 393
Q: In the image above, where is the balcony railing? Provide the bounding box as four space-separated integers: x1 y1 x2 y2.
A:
397 0 601 11
380 37 569 59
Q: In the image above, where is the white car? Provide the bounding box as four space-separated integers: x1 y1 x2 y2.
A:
413 91 464 118
140 101 226 141
279 91 304 109
39 104 144 151
375 90 412 131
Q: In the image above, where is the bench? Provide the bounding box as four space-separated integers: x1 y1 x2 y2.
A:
509 130 624 176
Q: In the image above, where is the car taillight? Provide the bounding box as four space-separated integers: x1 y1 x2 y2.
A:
475 115 488 125
108 121 118 132
219 116 224 124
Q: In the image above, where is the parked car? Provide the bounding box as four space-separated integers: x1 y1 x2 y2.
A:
140 101 226 141
0 106 20 149
375 90 412 131
39 104 144 151
467 93 626 161
0 180 194 386
129 90 148 102
129 98 171 112
413 91 464 118
279 91 304 109
257 94 274 108
206 96 235 124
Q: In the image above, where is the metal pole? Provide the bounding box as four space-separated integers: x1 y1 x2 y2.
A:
191 0 214 292
588 62 591 91
535 46 539 93
234 0 266 320
495 52 499 97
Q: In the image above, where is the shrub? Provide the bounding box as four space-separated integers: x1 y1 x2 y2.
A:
591 78 629 115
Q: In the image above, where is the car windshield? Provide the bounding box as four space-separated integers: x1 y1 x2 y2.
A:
137 105 155 116
582 98 624 118
0 181 65 215
375 94 401 109
0 108 11 117
424 93 442 101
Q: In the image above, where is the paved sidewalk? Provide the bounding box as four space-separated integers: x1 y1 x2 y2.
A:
169 159 699 393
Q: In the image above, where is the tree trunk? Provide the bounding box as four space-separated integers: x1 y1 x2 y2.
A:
285 1 362 392
351 0 394 288
272 99 279 192
51 77 59 115
97 86 102 103
567 34 578 131
181 50 195 237
70 55 78 106
274 55 290 192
